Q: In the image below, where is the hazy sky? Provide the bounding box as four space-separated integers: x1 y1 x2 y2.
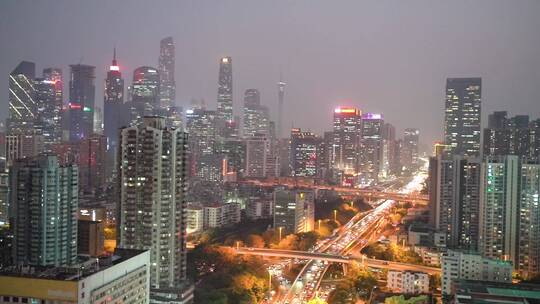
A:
2 0 540 147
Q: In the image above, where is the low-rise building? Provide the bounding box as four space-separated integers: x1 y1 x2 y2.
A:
452 280 540 304
387 271 430 294
413 246 441 267
186 203 204 235
0 249 150 304
204 202 241 229
441 250 512 295
246 198 273 220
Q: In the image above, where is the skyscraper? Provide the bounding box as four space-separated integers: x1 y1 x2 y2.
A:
185 108 221 181
158 37 175 108
217 57 233 123
33 77 60 149
359 113 384 185
332 107 362 172
130 66 160 121
444 78 482 157
484 111 531 158
243 89 270 138
290 128 319 177
118 116 188 291
402 128 420 171
42 67 64 142
7 61 37 134
78 134 107 196
10 154 78 266
277 76 286 139
104 48 125 154
68 64 96 141
429 155 481 250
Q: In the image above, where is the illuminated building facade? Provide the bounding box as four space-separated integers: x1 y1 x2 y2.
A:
118 117 188 290
68 64 96 141
158 37 175 108
7 61 37 134
444 77 481 157
130 66 160 121
185 108 221 181
332 107 361 172
243 89 270 138
10 154 78 266
217 57 233 122
273 189 315 235
402 128 419 171
359 113 383 185
104 48 124 154
483 111 532 158
290 128 320 177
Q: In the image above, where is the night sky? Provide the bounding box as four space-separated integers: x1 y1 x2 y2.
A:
2 0 540 149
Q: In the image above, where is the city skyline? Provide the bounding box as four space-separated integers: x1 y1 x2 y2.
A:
2 1 540 147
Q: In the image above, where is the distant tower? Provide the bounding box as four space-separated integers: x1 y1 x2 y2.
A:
131 66 160 120
158 37 175 108
7 61 37 134
217 57 233 122
104 48 124 153
277 75 286 139
68 64 96 141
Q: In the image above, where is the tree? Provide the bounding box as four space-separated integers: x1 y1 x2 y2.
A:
307 297 328 304
246 234 265 248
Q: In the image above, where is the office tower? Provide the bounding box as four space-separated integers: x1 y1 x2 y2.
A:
277 76 286 138
33 78 59 149
104 48 125 154
68 64 96 141
441 250 512 295
245 135 271 178
444 78 482 157
79 134 107 196
402 128 420 171
0 249 151 304
42 67 64 142
130 66 160 121
273 189 315 235
243 89 270 137
7 61 36 134
317 131 334 180
332 107 362 172
359 113 384 185
290 128 319 177
158 37 175 108
429 156 481 250
185 108 221 181
118 116 188 290
5 133 43 166
10 154 78 266
484 111 531 158
221 138 246 180
217 57 233 122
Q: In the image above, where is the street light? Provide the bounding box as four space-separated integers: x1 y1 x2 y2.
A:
278 226 283 242
333 209 337 222
318 219 322 231
236 241 240 249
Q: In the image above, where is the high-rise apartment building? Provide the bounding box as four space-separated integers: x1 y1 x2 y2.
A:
117 116 188 291
79 134 107 196
484 111 532 158
158 37 175 108
444 78 481 157
245 135 271 178
68 64 96 141
273 189 315 235
10 154 78 266
479 156 540 278
402 128 419 171
185 108 221 181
